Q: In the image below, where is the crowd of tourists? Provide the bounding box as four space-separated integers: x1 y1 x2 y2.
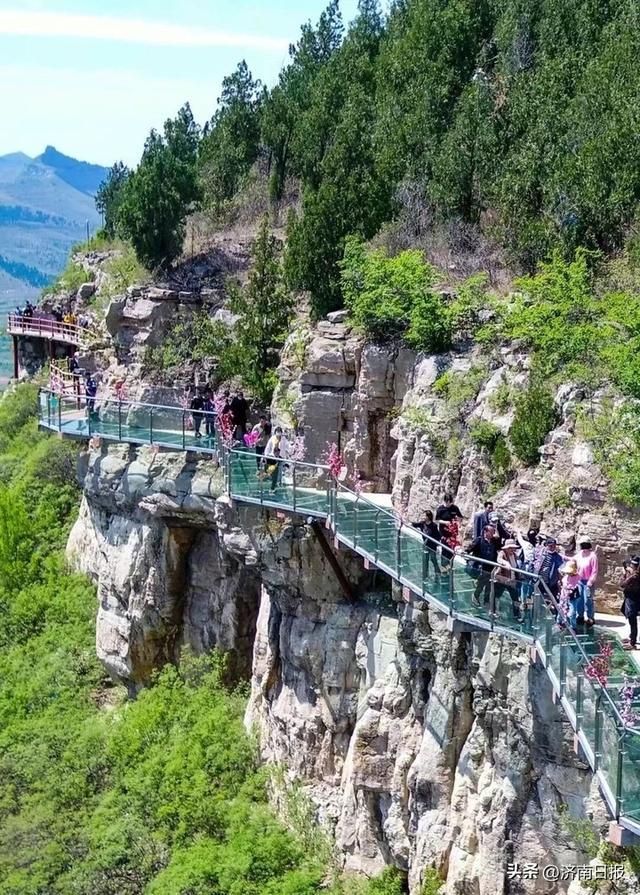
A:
70 371 640 648
412 497 640 647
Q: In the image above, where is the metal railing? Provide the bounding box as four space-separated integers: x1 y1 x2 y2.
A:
7 314 98 347
36 388 640 834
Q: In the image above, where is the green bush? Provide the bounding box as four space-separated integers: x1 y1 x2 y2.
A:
469 420 513 487
510 382 558 466
341 238 444 346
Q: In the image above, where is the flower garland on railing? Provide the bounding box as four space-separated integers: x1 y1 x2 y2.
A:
620 676 640 728
584 641 613 687
217 410 235 448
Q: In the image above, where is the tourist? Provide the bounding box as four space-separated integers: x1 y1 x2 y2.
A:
535 537 564 600
436 493 463 572
494 539 523 621
264 426 290 492
473 500 494 540
230 390 249 438
222 390 232 416
574 539 598 628
203 391 216 439
85 374 98 415
251 415 271 467
516 527 538 602
621 557 640 651
468 525 499 606
557 559 580 630
190 391 205 438
488 510 511 545
23 301 34 318
413 510 441 576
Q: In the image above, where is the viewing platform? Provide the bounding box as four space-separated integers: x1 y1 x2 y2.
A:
7 313 97 349
36 388 640 841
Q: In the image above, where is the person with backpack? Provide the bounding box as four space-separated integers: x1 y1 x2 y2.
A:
264 426 290 491
621 557 640 651
535 537 564 600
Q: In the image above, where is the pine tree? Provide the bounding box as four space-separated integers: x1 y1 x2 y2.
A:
118 106 200 268
222 215 293 402
95 162 130 238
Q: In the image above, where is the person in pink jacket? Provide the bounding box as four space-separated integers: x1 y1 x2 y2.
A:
572 539 598 628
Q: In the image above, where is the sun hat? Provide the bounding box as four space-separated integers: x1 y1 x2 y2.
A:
503 539 519 551
562 559 578 574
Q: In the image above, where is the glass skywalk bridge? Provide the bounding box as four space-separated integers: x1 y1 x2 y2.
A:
38 390 640 839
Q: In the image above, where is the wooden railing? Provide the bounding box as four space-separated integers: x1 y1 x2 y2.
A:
7 314 97 347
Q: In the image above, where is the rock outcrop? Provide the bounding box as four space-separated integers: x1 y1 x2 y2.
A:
63 305 640 892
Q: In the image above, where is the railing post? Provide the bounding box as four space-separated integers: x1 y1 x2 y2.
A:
353 494 358 549
374 509 380 563
422 538 428 597
47 390 51 426
57 393 62 431
489 577 496 631
594 691 603 771
259 453 264 507
576 671 583 733
395 525 401 579
448 560 455 613
182 411 186 451
616 729 625 820
118 402 122 440
292 464 297 514
559 638 567 697
149 408 153 445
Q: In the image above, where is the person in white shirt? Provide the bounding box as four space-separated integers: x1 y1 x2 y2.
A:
263 426 290 491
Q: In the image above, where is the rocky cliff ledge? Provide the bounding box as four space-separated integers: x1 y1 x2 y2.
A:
64 311 640 892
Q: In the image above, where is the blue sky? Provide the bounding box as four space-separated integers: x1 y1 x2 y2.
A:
0 1 360 166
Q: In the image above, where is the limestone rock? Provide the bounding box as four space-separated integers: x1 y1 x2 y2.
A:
77 281 96 301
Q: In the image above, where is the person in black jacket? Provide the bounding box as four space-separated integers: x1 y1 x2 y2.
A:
190 392 205 438
230 390 249 438
467 525 499 606
622 556 640 651
413 510 441 576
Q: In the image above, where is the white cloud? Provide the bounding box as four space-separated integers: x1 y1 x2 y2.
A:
0 8 287 51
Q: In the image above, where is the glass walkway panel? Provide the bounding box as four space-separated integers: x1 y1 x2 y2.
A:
36 389 640 838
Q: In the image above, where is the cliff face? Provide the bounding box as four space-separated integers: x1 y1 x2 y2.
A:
64 305 639 892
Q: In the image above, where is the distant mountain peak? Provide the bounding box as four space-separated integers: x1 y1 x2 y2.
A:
35 146 109 197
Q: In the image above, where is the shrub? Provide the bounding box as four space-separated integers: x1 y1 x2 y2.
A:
341 238 450 350
510 382 558 466
469 420 513 487
432 365 486 420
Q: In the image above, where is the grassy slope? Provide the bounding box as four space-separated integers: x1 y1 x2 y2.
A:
0 385 406 895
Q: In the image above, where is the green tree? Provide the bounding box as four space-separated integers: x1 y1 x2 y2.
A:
200 61 264 214
262 2 344 201
95 161 130 237
510 381 558 466
119 104 200 268
221 216 293 403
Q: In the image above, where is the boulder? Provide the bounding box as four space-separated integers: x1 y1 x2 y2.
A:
77 282 96 301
